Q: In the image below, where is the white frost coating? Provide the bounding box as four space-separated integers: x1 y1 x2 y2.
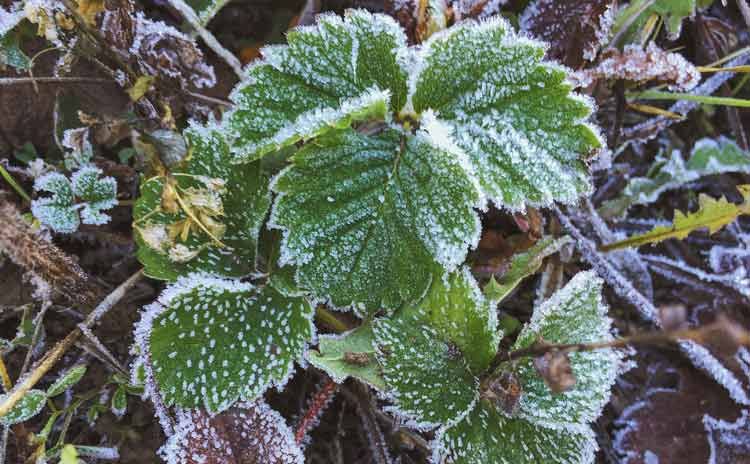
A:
0 2 23 36
704 409 750 464
133 272 315 415
680 340 750 405
161 400 304 464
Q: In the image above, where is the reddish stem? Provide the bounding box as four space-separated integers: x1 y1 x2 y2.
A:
294 378 338 444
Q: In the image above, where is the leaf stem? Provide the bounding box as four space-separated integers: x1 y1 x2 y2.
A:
315 307 350 333
0 164 31 203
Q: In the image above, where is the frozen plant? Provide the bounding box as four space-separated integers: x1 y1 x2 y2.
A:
131 10 618 464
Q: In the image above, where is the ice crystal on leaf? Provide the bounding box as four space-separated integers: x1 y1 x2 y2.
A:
214 10 600 313
270 128 481 314
0 389 46 426
31 167 117 233
133 126 271 281
134 273 314 413
162 399 303 464
403 271 620 464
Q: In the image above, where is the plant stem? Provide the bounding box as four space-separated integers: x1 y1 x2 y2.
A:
315 306 350 333
0 77 112 86
0 164 31 203
632 90 750 108
0 270 143 420
294 378 338 444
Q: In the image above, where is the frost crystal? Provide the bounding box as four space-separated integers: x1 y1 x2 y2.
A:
704 409 750 464
133 273 315 413
270 128 481 314
31 167 117 233
161 400 304 464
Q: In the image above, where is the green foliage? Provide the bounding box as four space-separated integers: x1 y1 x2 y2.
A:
136 274 314 413
601 137 750 217
0 389 46 425
46 365 87 397
306 324 385 389
185 0 231 25
270 127 480 314
133 126 271 281
31 167 118 233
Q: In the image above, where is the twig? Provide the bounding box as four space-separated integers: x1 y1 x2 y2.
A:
0 270 143 420
0 77 113 86
502 314 749 362
19 303 51 377
77 324 129 378
341 384 392 464
166 0 244 78
623 52 750 141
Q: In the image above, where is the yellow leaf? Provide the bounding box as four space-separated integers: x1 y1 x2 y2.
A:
127 76 155 102
76 0 105 26
60 444 79 464
601 185 750 252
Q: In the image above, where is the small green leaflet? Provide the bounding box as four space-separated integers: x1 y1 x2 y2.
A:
306 324 386 390
601 137 750 217
111 385 127 417
484 236 572 304
432 271 619 464
133 126 271 281
46 365 87 397
271 127 480 314
134 273 314 413
0 389 46 425
374 309 479 429
223 10 408 161
185 0 231 25
511 271 621 425
373 270 498 428
31 167 117 233
433 402 598 464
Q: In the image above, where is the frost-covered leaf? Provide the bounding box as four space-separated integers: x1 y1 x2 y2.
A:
520 0 614 68
133 126 271 281
185 0 231 25
31 166 117 233
223 10 408 161
270 127 480 314
411 17 601 210
511 271 620 425
704 409 750 463
134 274 314 413
602 186 750 252
47 365 86 397
31 173 79 233
0 31 30 70
373 308 478 429
602 137 750 217
0 389 46 425
433 400 598 464
71 166 118 225
419 268 499 373
572 42 700 91
111 385 127 417
306 324 386 390
484 236 572 304
161 400 304 464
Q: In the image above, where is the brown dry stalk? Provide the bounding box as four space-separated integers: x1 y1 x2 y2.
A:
0 269 143 420
0 199 103 307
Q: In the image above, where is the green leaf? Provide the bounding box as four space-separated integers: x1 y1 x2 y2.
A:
601 186 750 251
601 137 750 217
306 324 386 390
511 271 621 425
185 0 231 25
271 126 480 314
111 385 127 417
411 18 600 210
0 31 30 71
434 401 597 464
46 365 86 397
133 126 271 281
136 274 314 413
615 0 701 41
31 167 117 233
419 268 499 373
0 389 46 425
60 444 79 464
483 236 572 304
223 10 408 161
374 308 478 429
